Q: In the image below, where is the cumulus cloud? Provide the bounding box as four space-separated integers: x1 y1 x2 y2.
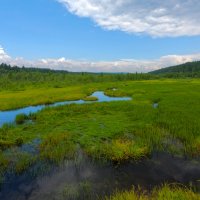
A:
57 0 200 37
0 46 200 73
0 46 10 60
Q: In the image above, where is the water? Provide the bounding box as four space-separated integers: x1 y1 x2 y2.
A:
153 103 159 108
20 139 41 155
90 91 131 102
0 91 131 127
0 151 200 200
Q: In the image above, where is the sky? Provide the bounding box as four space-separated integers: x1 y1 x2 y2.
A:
0 0 200 72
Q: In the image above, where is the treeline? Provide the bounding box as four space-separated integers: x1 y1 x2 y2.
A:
0 63 69 73
0 63 156 91
1 62 200 91
150 61 200 74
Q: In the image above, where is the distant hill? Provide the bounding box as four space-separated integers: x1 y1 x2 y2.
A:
150 61 200 74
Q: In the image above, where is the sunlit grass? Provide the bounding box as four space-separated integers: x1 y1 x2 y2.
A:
106 185 200 200
86 138 149 163
154 185 200 200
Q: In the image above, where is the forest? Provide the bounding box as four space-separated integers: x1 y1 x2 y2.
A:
150 61 200 75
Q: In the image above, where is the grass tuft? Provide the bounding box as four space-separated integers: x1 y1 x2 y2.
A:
106 185 200 200
15 114 28 124
39 132 76 163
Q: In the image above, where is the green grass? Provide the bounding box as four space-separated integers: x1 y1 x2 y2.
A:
0 79 200 174
15 114 28 124
82 96 98 101
39 132 76 163
0 86 89 111
106 185 200 200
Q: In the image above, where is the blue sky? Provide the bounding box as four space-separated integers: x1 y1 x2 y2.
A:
0 0 200 72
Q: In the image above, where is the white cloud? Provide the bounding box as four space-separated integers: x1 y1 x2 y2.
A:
57 0 200 37
0 46 200 73
0 46 10 60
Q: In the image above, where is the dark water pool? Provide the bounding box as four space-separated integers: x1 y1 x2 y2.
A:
0 151 200 200
0 91 131 127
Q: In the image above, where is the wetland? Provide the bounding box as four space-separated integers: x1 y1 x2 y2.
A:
0 73 200 199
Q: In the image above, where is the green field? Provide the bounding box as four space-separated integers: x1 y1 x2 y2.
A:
0 76 200 199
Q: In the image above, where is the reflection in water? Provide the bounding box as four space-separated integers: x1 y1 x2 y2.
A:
0 91 131 127
0 151 200 200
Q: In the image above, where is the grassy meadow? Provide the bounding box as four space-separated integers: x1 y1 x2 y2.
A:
0 74 200 198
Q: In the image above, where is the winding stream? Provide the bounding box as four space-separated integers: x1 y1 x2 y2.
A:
0 91 131 127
